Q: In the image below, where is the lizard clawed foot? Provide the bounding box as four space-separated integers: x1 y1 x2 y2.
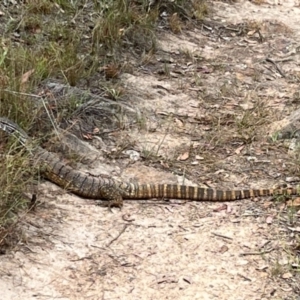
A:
108 198 123 211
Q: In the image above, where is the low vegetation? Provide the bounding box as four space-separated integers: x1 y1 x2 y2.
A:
0 0 208 248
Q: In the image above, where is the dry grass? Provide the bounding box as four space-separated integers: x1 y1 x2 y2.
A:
0 0 208 248
0 0 300 297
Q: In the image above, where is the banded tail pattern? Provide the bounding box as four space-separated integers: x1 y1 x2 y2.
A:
123 183 298 201
0 117 298 207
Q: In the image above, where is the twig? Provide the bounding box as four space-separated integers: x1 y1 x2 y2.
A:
239 248 274 256
238 273 252 281
211 232 233 240
265 58 285 78
106 224 129 247
0 89 42 98
71 255 93 262
40 98 60 138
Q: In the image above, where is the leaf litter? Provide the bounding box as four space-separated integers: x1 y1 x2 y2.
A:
1 0 300 299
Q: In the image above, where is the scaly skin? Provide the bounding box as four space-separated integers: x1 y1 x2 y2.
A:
0 117 298 207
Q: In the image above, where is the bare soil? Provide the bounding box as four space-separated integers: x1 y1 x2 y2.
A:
1 1 300 299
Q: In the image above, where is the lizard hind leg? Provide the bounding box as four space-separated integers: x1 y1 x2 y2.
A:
100 186 124 209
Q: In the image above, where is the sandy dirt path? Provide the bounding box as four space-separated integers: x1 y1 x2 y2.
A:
1 1 300 299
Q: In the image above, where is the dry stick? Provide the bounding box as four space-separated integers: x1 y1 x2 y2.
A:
1 89 42 98
41 98 60 138
265 58 286 78
211 232 233 240
237 273 252 281
106 224 129 247
239 248 274 256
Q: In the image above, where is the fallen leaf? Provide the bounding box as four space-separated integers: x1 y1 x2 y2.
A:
82 133 93 140
226 205 232 213
231 218 240 223
287 227 300 232
235 145 245 154
278 258 288 266
177 151 189 161
247 30 257 36
197 66 213 74
93 127 100 134
236 259 249 266
215 169 225 175
282 272 293 279
263 201 273 208
160 161 170 169
195 155 204 160
175 118 184 127
219 245 229 254
213 204 227 212
286 176 300 182
21 69 35 84
235 72 245 82
266 216 273 224
170 71 179 78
